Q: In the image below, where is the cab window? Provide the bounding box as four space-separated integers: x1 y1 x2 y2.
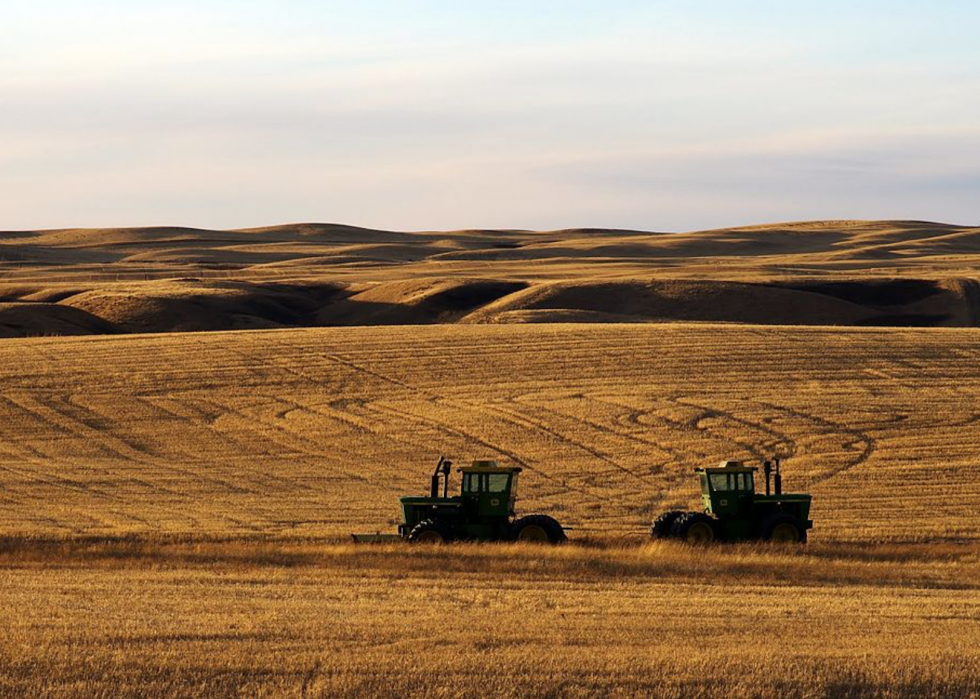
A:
463 473 480 493
709 473 730 491
487 473 510 493
739 473 754 492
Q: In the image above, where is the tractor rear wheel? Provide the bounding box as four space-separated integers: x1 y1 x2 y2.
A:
408 519 455 544
512 515 566 544
761 513 806 543
651 510 685 538
670 512 717 545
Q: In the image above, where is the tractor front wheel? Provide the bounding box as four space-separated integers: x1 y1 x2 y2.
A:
512 515 567 544
761 513 806 543
408 519 455 544
670 512 717 545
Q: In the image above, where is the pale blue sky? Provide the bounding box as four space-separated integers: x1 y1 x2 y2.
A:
2 1 978 231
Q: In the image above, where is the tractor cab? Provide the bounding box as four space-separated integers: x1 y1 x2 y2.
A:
459 460 520 518
699 461 757 516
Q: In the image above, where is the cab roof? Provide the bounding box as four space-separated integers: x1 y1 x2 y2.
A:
696 460 758 474
457 459 522 474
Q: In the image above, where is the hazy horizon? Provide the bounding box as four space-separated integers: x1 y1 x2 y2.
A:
3 0 978 231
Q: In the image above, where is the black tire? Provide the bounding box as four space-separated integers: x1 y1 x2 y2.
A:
651 510 685 539
670 512 718 545
761 513 806 543
408 519 455 544
512 514 567 544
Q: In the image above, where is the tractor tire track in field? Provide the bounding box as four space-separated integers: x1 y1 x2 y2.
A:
62 393 188 497
196 341 395 459
317 350 619 503
139 393 296 475
190 341 465 505
319 353 419 393
0 395 134 503
568 396 687 468
369 400 609 506
668 396 798 462
53 392 265 497
582 396 704 498
0 396 161 530
472 400 657 484
206 393 337 460
0 425 125 506
233 344 667 502
186 395 331 493
758 401 875 485
1 390 265 529
582 394 803 509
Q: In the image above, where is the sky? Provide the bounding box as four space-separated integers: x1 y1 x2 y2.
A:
2 0 978 231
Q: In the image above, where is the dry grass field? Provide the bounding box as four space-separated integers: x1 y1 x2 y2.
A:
2 220 980 696
2 322 980 541
2 539 980 698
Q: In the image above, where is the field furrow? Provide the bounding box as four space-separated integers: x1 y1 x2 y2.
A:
0 323 978 540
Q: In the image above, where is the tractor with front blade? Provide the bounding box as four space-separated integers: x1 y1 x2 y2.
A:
352 456 566 544
652 458 813 544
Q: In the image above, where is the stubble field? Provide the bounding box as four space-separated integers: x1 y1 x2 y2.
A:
3 219 980 697
2 323 980 696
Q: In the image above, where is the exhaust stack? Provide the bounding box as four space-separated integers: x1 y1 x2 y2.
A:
430 456 452 498
774 457 782 496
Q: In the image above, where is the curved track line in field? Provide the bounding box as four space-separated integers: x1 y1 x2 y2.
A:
583 396 703 488
499 386 731 457
187 337 390 461
138 394 297 475
369 401 608 505
0 433 125 506
0 395 131 502
211 341 434 449
58 392 269 497
189 395 336 494
470 400 657 484
757 401 875 485
188 342 460 507
668 396 798 462
291 398 376 438
319 352 418 393
205 392 340 461
439 386 688 481
588 394 784 467
60 392 189 498
8 392 264 503
314 349 616 502
0 403 160 530
205 391 446 505
541 396 684 469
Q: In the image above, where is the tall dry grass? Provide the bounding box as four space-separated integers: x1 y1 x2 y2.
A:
2 537 980 698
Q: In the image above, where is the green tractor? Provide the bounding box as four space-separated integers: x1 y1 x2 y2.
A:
353 456 566 544
652 458 813 544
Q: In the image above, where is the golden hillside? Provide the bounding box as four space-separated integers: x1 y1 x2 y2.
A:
2 220 979 336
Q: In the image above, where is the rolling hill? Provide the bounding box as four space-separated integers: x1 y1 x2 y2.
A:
2 219 979 336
